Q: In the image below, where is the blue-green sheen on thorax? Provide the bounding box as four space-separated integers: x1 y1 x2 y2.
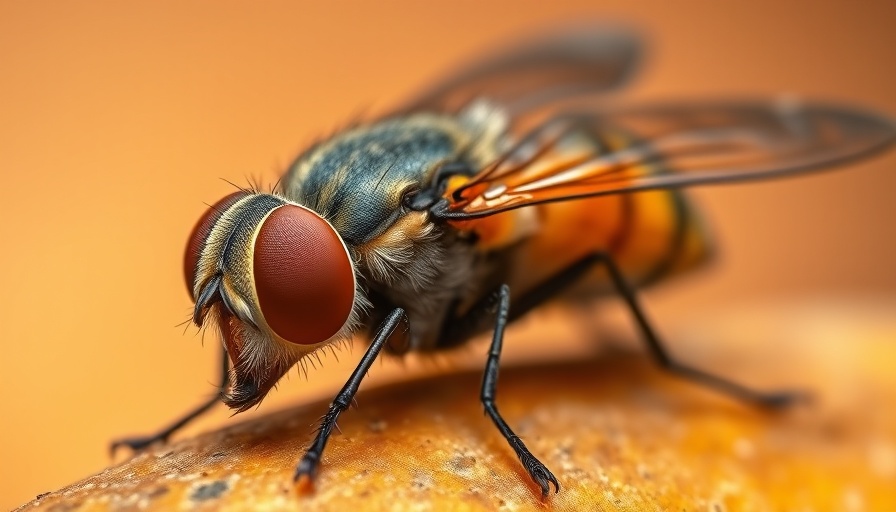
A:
282 117 464 244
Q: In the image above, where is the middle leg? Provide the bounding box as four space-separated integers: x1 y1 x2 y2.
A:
480 284 560 497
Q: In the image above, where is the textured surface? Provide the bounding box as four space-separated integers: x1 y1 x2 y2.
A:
16 306 896 512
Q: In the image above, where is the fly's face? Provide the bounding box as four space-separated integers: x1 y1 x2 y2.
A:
184 192 362 411
181 111 500 408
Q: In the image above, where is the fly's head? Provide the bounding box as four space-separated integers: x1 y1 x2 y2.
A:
184 191 364 412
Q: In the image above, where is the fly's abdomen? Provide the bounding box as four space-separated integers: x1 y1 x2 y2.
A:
499 130 714 300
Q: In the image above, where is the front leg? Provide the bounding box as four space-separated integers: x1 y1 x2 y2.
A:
480 285 559 497
294 308 408 486
110 344 229 455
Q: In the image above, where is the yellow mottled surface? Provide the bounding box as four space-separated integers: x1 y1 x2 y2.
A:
16 303 896 512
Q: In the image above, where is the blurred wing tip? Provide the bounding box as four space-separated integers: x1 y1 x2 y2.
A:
776 96 896 126
394 23 645 115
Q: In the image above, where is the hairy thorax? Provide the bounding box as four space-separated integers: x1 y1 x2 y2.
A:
354 211 484 350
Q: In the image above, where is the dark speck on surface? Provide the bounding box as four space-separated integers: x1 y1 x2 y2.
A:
448 453 477 472
146 486 169 500
191 480 229 501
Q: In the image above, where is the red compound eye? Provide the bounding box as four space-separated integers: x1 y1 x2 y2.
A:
253 205 355 345
184 192 249 300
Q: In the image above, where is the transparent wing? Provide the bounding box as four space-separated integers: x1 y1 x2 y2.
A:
395 25 641 115
435 100 896 219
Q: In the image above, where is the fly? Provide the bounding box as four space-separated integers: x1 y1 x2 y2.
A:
111 27 896 497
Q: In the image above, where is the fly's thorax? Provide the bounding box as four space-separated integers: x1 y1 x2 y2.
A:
278 102 510 245
184 192 368 411
355 214 484 351
353 210 441 287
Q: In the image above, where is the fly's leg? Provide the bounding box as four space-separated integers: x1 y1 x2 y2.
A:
459 252 805 408
294 308 408 486
481 284 559 497
584 252 806 407
110 344 230 455
508 252 804 406
431 253 802 497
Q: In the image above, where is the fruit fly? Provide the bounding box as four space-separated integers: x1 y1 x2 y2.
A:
112 28 895 497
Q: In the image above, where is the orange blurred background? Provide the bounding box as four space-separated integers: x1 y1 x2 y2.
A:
1 1 895 509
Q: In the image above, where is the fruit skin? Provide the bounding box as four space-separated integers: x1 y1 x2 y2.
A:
16 307 896 512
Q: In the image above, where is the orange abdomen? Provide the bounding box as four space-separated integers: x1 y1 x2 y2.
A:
498 188 712 301
451 126 714 302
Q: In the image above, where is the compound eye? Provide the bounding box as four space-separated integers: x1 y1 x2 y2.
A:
184 192 249 300
253 205 356 345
